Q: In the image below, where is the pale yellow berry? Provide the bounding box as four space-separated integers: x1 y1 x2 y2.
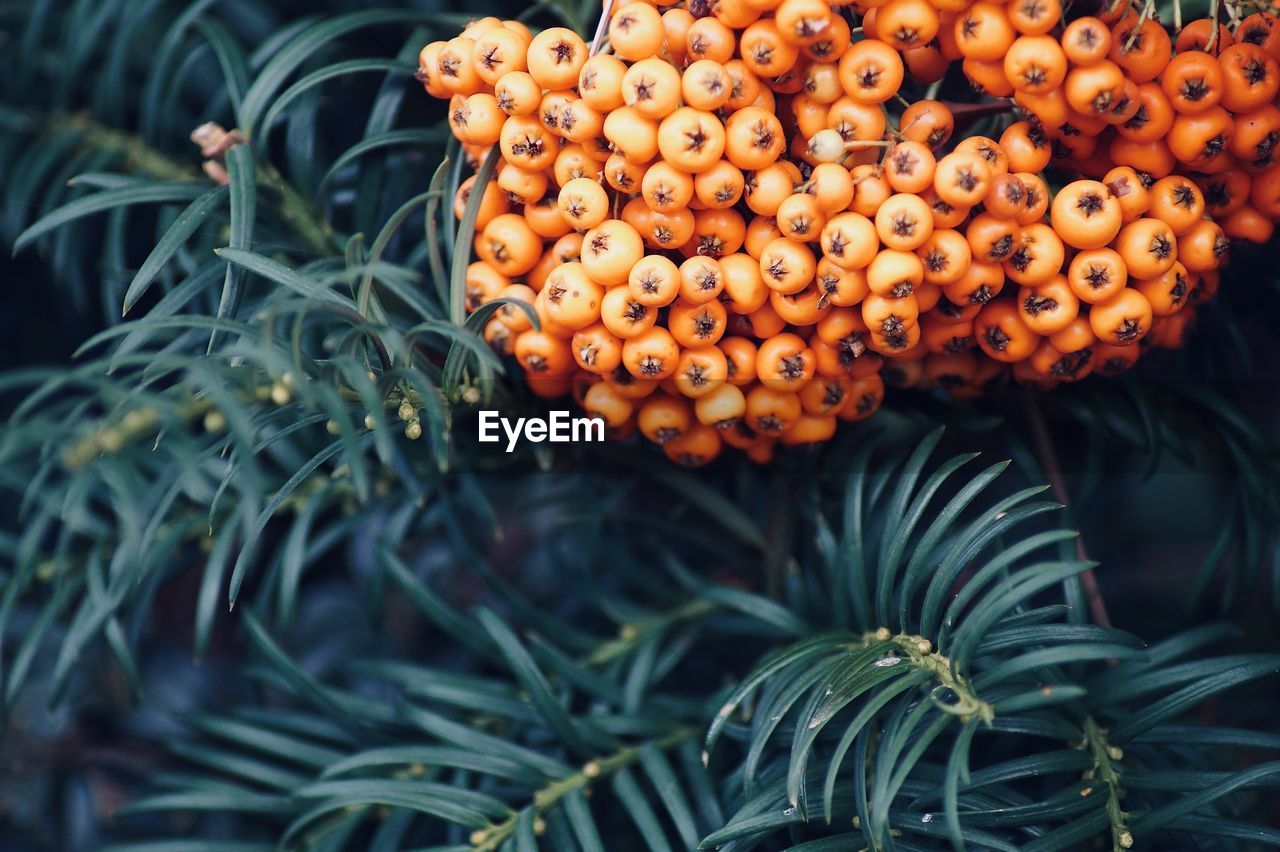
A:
808 129 846 163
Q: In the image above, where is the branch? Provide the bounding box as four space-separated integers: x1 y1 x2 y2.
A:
39 111 197 182
469 727 697 851
1026 399 1113 629
945 100 1018 123
1082 716 1134 850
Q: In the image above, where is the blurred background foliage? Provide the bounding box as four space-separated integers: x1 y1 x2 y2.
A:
1 0 1279 849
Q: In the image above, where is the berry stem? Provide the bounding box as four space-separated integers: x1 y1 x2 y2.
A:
1026 399 1114 629
945 100 1017 122
1124 0 1156 51
589 0 615 56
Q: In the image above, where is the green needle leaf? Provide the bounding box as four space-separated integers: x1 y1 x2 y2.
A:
123 185 228 315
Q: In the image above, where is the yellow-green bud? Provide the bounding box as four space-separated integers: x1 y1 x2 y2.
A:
122 408 152 431
99 429 124 453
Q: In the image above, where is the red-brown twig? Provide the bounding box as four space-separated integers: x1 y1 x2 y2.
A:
945 101 1019 122
1027 400 1113 629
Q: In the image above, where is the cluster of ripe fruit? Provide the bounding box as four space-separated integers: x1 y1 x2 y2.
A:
415 0 1277 465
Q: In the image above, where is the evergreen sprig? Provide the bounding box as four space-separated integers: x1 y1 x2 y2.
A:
95 446 1280 850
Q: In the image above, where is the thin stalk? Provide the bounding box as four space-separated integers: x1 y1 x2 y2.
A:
1026 399 1113 629
590 0 614 56
582 599 719 667
470 727 698 852
264 159 335 256
876 629 994 722
946 100 1018 122
1124 0 1156 52
44 112 195 181
38 113 333 256
1083 717 1134 850
765 467 796 599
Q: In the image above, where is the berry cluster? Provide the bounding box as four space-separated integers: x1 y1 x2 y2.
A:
416 0 1275 465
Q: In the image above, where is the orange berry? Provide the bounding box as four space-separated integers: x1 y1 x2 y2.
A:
1050 180 1123 249
581 219 644 286
609 2 665 61
1089 287 1153 345
838 39 905 103
527 28 587 90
